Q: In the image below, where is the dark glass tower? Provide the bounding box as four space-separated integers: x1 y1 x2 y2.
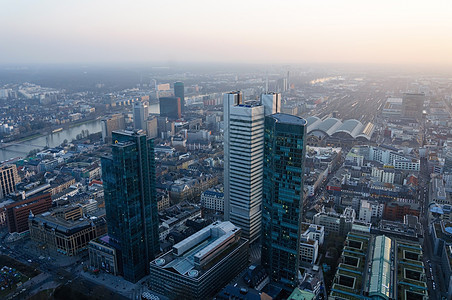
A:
174 81 185 114
261 113 307 289
159 97 181 119
101 130 159 283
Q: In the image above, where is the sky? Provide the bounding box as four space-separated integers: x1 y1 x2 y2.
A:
1 0 452 66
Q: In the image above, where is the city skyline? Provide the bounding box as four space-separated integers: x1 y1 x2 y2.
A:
1 1 452 66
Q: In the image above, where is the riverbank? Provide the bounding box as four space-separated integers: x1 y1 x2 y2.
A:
17 133 44 143
68 118 98 128
0 119 103 162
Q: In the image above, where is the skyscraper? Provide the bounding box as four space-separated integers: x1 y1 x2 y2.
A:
159 97 181 119
133 101 149 130
101 130 159 283
261 113 307 289
223 92 280 243
402 93 425 119
101 114 125 143
174 81 185 114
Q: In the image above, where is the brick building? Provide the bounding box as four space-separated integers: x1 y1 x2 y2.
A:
5 192 52 233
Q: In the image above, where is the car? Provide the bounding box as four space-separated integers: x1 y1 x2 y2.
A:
27 259 32 263
433 282 436 289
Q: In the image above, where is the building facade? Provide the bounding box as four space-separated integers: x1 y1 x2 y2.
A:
149 221 248 300
133 101 149 131
0 164 20 200
402 93 425 119
88 235 120 276
174 81 185 114
101 114 125 143
223 92 280 243
200 190 224 212
6 192 52 233
29 209 107 256
261 113 307 289
159 97 181 119
101 130 159 283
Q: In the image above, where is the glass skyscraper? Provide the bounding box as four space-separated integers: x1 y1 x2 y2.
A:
174 81 185 114
159 97 181 119
261 113 307 289
101 130 159 283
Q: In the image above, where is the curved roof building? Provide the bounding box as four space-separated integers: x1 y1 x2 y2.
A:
306 117 375 141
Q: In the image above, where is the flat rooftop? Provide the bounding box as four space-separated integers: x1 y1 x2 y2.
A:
270 113 307 126
151 221 243 278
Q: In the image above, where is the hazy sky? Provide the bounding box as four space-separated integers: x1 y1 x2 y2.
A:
1 0 452 66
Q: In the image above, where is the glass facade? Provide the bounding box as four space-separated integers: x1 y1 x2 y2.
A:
159 97 181 119
174 81 185 113
101 131 159 283
261 113 307 289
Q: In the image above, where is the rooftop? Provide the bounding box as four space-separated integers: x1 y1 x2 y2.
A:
151 221 244 279
269 113 307 126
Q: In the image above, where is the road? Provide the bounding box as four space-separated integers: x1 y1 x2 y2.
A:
0 231 132 300
419 157 443 300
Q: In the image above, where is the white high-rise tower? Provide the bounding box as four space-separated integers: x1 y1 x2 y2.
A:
223 91 280 243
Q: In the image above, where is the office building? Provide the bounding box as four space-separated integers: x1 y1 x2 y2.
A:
146 116 158 139
261 113 307 289
149 221 248 300
223 92 280 243
101 130 159 283
402 93 425 119
29 208 107 256
0 164 20 200
160 97 181 119
101 114 125 143
157 116 175 138
6 192 52 233
261 92 281 116
174 81 185 114
313 207 356 236
88 235 121 276
133 101 149 130
358 199 384 223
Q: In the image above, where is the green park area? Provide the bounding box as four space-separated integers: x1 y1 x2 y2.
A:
0 255 40 298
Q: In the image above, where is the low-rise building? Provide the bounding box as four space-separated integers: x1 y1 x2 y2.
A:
383 201 420 221
29 208 107 256
149 221 249 300
329 233 428 300
88 235 120 275
6 192 52 233
201 189 224 212
358 199 384 224
313 207 355 236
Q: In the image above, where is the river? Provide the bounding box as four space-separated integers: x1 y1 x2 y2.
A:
0 121 102 162
0 103 160 162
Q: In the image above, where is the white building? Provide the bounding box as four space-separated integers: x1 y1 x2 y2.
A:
299 223 324 264
358 200 384 223
223 92 280 243
394 159 420 171
345 152 364 167
371 167 395 184
300 238 318 264
201 190 224 212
